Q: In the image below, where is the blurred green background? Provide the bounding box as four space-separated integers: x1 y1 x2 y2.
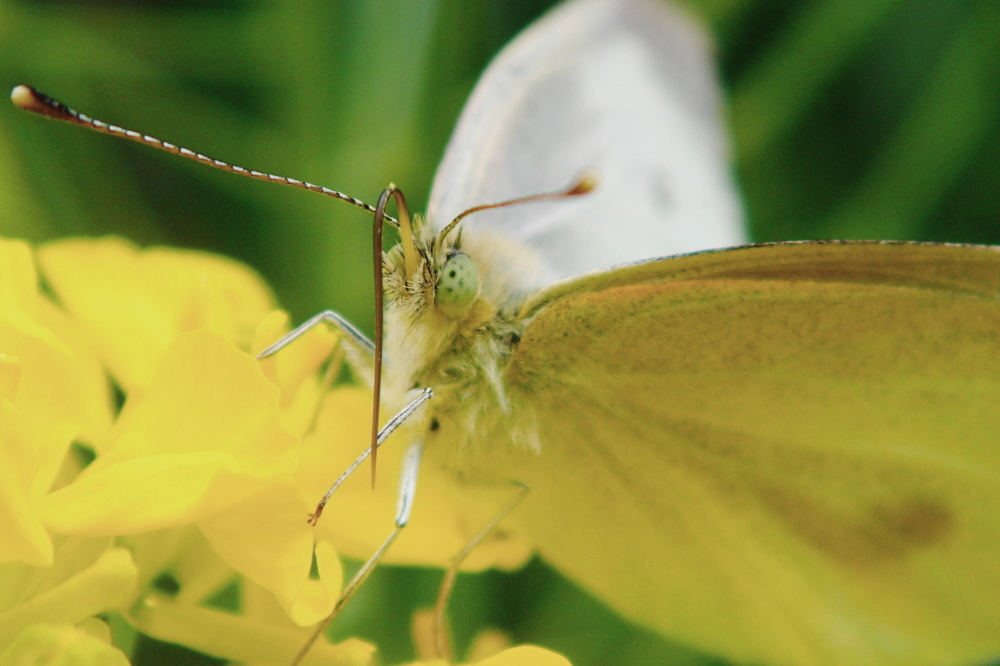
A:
2 0 998 664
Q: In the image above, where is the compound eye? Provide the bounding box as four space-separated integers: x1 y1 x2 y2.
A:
435 251 479 318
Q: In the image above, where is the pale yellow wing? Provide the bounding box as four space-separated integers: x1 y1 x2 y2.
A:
505 241 1000 665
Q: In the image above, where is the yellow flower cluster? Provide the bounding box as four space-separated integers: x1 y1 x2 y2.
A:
0 237 559 666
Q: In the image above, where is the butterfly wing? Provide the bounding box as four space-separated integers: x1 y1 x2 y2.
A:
426 0 745 288
504 241 1000 665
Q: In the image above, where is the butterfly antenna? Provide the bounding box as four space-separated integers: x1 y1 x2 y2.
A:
435 170 597 248
10 85 397 226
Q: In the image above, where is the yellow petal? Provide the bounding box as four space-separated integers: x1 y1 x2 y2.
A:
0 537 117 611
106 331 294 470
33 297 114 453
198 481 342 626
0 241 102 565
0 404 52 565
0 239 37 316
0 353 20 399
123 526 234 605
470 646 572 666
41 453 258 534
402 645 571 666
0 243 89 490
133 598 374 666
253 309 338 434
464 629 511 663
38 237 274 390
0 622 130 666
39 331 297 534
0 322 87 493
0 545 137 649
141 245 275 346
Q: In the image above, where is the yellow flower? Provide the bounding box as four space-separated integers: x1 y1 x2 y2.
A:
34 238 344 622
0 237 369 663
37 330 342 622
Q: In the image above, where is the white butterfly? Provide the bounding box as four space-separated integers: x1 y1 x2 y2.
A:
349 0 998 663
278 0 999 663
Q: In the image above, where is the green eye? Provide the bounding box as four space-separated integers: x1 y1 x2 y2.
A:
436 251 480 318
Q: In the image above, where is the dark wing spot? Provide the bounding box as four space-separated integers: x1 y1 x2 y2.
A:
758 485 954 569
429 417 440 432
873 498 953 550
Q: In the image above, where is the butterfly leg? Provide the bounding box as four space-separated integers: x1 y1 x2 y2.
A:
256 309 374 361
291 437 427 666
308 388 432 524
256 309 375 436
432 480 530 659
333 437 426 611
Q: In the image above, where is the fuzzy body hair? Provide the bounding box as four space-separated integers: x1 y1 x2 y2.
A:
381 216 547 478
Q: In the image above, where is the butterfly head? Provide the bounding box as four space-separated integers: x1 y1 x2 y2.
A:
385 170 598 319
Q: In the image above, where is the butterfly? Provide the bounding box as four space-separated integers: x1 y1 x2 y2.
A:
304 0 999 663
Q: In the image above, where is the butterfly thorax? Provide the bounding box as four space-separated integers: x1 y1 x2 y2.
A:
381 221 547 475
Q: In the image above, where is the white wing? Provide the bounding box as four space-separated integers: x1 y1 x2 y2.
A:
426 0 745 287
